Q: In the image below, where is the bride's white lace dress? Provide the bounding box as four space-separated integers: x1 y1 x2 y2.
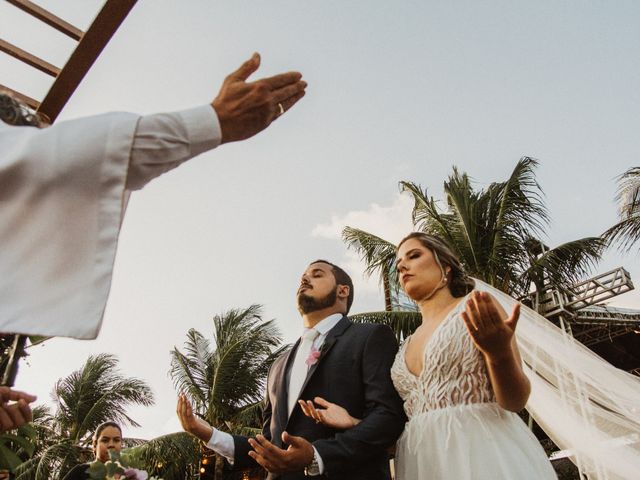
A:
390 298 557 479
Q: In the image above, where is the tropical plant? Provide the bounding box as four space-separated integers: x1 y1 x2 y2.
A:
169 304 285 478
124 432 200 480
603 166 640 252
0 420 37 471
14 354 154 480
344 158 605 339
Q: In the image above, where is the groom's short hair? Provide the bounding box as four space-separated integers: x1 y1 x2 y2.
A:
311 260 354 314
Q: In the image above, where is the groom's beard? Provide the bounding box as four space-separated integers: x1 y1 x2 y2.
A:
297 286 338 314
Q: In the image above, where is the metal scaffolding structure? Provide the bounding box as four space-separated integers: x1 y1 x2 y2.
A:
526 267 640 348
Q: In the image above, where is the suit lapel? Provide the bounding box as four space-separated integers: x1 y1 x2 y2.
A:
273 341 298 439
297 316 351 397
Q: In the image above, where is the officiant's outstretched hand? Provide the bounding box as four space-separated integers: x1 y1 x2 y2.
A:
213 52 306 143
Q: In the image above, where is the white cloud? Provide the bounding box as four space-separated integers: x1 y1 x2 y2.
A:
311 193 415 297
312 193 415 243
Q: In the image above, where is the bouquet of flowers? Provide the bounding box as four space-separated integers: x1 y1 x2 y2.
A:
87 451 163 480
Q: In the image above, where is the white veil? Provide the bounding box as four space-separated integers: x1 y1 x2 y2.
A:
474 279 640 480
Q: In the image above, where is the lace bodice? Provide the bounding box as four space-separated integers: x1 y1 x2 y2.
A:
391 298 495 418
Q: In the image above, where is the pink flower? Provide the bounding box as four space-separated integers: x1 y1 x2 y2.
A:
123 469 148 480
306 346 321 367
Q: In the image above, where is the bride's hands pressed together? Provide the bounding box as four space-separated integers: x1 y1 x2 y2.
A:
298 397 361 430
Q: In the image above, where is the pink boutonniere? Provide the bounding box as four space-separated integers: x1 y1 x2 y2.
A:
306 345 321 367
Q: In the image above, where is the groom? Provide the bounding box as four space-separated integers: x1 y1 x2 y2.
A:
178 260 405 479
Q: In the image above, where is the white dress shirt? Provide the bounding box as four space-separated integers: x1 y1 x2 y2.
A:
207 313 344 475
0 105 220 339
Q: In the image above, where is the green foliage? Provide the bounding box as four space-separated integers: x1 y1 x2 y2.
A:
349 311 421 343
399 157 550 295
170 305 284 432
54 353 153 442
124 432 199 479
14 354 154 479
170 305 284 479
0 422 36 470
343 158 604 341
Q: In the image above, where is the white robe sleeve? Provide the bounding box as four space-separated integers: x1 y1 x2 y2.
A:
0 106 220 339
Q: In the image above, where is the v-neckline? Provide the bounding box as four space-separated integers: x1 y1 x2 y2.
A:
402 296 468 379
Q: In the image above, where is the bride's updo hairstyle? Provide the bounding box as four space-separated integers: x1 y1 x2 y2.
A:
397 232 475 298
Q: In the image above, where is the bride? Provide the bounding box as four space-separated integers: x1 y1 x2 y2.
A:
300 232 557 479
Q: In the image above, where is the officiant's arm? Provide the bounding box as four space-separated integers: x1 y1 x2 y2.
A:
312 325 406 473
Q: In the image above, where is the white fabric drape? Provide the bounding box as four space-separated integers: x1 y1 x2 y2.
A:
474 279 640 480
0 113 139 339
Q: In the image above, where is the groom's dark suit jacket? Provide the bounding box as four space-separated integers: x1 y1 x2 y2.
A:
231 316 406 480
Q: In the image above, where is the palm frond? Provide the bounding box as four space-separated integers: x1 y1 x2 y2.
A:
441 169 484 272
603 166 640 252
523 237 606 291
341 227 397 284
170 305 283 432
169 331 211 409
399 180 472 269
349 311 422 343
124 432 200 479
230 401 264 435
52 354 154 445
210 308 281 422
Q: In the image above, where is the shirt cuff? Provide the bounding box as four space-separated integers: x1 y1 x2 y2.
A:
205 429 235 465
306 447 325 475
177 104 222 156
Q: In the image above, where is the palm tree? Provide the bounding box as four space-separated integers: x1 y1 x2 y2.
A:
169 304 285 478
603 166 640 252
15 354 154 479
345 157 605 339
124 431 201 479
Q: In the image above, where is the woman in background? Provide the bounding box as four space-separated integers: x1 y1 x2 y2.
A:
63 422 123 480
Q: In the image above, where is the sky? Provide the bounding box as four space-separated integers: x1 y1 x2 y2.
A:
2 0 639 440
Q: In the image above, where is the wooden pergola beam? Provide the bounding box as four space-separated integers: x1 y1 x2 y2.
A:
37 0 138 123
0 83 39 110
0 39 60 77
5 0 83 40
